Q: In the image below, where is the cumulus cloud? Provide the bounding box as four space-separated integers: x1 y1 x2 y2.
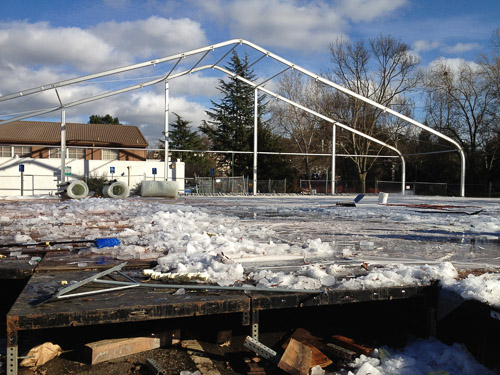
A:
194 0 408 51
0 16 208 74
426 57 480 73
91 16 208 61
196 0 347 51
0 16 211 137
0 21 121 72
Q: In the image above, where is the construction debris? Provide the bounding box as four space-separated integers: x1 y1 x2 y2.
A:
244 329 375 375
330 335 373 357
145 358 167 375
278 338 313 375
20 342 62 368
83 336 161 364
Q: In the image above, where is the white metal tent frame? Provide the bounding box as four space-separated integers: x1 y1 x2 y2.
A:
0 39 465 196
0 63 406 195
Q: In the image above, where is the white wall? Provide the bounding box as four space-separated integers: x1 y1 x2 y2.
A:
0 157 185 196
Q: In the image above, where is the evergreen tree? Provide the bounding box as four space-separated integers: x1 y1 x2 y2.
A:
162 113 212 177
200 51 267 176
88 114 120 124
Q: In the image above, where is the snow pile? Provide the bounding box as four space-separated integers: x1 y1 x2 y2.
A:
1 196 500 304
338 262 459 290
441 272 500 308
347 338 495 375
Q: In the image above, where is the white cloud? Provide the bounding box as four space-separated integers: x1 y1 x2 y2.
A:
193 0 408 52
442 42 480 54
0 16 211 140
0 16 208 75
197 0 348 51
91 16 208 60
413 40 442 53
427 57 480 73
336 0 409 22
168 72 220 98
0 21 122 72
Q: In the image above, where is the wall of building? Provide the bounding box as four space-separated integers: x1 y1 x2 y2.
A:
0 157 185 197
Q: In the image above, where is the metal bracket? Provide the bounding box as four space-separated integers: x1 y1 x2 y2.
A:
7 346 18 375
251 309 259 341
36 262 139 305
243 336 280 364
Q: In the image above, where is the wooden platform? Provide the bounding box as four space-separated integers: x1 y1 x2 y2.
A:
4 252 430 374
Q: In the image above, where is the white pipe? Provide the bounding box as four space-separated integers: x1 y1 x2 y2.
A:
331 124 336 195
60 109 66 184
237 40 465 196
208 65 406 192
164 81 169 181
253 89 258 196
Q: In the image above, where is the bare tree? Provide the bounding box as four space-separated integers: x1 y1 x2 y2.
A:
270 70 329 186
423 59 497 185
323 35 420 192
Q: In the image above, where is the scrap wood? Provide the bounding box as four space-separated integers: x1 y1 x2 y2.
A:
83 336 161 364
278 338 313 375
330 335 373 357
282 328 333 368
20 342 62 368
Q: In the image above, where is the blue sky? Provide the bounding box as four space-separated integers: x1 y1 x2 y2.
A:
0 0 498 145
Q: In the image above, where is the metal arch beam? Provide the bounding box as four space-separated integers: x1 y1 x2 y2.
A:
0 61 407 195
234 39 465 197
205 65 407 195
1 38 463 195
0 39 244 103
0 38 464 196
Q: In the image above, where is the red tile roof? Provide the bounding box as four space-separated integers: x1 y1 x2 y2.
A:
0 121 148 147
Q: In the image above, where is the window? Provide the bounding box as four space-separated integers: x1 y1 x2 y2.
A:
0 146 11 157
68 148 85 159
49 148 62 158
102 149 119 160
13 146 31 157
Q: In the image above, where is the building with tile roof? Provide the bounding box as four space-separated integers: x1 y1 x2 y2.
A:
0 121 148 161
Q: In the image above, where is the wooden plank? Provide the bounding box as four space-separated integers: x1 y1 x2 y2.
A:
7 269 251 331
283 328 332 368
83 337 160 364
330 335 373 357
278 338 312 375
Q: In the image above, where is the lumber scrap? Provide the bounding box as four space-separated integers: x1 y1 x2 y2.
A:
83 336 160 364
330 335 373 357
278 338 313 375
282 328 333 368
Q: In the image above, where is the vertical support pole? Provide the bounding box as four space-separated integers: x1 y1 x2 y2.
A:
401 156 406 196
459 149 466 197
60 108 66 184
331 123 336 195
20 172 24 196
164 81 169 181
253 89 258 196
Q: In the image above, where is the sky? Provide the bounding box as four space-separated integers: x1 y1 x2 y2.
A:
0 0 499 146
